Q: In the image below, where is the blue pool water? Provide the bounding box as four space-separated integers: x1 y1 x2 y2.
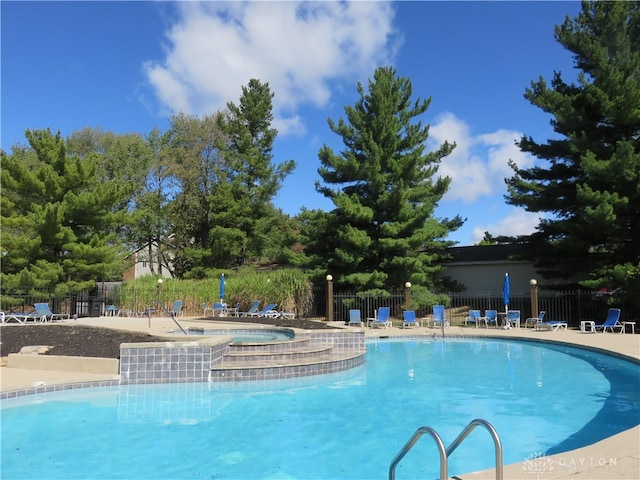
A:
184 328 295 343
2 338 638 479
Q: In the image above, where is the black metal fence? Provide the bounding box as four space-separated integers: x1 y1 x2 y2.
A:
2 283 638 329
0 286 109 318
311 285 639 328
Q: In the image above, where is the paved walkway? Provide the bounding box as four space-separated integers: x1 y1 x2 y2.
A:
1 316 639 479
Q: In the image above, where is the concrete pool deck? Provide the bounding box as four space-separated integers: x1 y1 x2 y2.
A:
1 315 639 479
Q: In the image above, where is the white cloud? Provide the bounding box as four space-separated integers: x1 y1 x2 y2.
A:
471 208 542 243
428 113 535 203
144 1 399 135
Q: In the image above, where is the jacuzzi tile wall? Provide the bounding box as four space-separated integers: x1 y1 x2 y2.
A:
306 330 365 352
119 339 230 385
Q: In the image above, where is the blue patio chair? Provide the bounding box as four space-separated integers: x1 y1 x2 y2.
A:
370 306 392 328
524 311 545 328
348 309 363 327
464 309 483 328
170 300 183 318
202 303 214 317
402 310 420 328
432 305 449 328
593 308 623 333
484 309 498 328
212 302 227 317
506 310 521 328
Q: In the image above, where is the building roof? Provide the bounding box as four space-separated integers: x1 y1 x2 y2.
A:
445 244 528 264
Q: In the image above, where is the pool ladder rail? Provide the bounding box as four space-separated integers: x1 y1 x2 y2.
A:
149 299 188 335
389 418 503 480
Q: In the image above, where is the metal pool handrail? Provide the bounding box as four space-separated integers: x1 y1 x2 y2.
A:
389 418 503 480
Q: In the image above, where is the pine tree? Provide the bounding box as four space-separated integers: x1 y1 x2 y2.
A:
506 1 640 301
163 79 296 275
217 79 296 267
1 129 130 292
312 66 462 292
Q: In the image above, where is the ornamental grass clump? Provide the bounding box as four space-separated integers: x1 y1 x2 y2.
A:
114 269 313 317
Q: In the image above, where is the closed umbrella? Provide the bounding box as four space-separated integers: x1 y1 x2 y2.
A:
502 273 510 328
502 273 510 311
219 274 225 303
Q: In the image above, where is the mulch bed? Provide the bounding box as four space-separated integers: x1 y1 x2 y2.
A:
0 316 335 359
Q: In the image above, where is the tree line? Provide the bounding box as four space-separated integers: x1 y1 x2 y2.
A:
2 2 638 309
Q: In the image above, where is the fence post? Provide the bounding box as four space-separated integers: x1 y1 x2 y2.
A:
405 282 412 311
530 279 538 319
326 274 333 322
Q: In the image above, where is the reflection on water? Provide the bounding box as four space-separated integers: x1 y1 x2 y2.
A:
116 365 368 425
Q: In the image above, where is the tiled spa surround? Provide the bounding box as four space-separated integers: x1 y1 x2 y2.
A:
119 330 366 385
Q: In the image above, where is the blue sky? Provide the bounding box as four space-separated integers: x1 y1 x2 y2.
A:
2 1 582 246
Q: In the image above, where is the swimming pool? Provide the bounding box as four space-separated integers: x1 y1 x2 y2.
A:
2 338 638 479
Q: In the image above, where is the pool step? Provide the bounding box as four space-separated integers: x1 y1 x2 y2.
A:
209 335 366 382
228 336 313 352
221 344 335 365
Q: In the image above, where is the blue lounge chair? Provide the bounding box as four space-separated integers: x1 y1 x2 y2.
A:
484 309 498 328
537 320 568 331
2 312 45 323
238 300 260 317
348 309 363 327
370 306 391 328
464 309 483 328
525 311 546 328
250 303 278 318
402 310 420 328
34 302 69 322
432 305 449 328
536 312 568 331
593 308 623 333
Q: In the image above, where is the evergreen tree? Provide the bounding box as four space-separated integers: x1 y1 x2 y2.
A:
1 129 130 292
217 79 296 267
163 79 296 276
310 66 463 292
506 1 640 301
